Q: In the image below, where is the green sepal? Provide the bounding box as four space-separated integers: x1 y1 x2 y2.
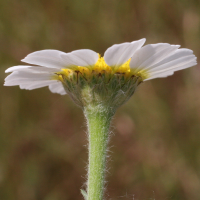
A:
62 71 142 109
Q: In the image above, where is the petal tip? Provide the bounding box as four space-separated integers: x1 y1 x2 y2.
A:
139 38 146 43
21 58 26 63
5 69 10 73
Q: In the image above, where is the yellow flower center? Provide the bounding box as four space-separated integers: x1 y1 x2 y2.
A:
53 55 149 82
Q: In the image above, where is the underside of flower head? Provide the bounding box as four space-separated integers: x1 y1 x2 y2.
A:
4 38 197 107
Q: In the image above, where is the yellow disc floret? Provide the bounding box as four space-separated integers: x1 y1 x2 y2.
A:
52 55 149 82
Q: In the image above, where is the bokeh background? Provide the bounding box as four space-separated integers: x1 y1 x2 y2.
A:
0 0 200 199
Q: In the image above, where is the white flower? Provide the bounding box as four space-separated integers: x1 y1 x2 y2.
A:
4 39 197 95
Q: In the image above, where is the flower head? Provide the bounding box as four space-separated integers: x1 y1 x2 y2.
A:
4 39 197 108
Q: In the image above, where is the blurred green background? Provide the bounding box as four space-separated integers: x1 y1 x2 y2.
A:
0 0 200 199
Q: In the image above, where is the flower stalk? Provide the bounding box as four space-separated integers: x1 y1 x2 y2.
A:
84 105 114 200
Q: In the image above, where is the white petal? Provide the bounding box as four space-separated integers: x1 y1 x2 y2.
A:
4 69 66 95
129 43 180 71
27 66 59 73
5 65 58 74
49 82 67 95
5 65 32 73
21 50 69 69
148 49 196 72
61 49 99 67
19 80 57 90
144 47 197 80
4 78 54 87
104 38 146 67
5 71 51 82
147 60 196 79
144 71 175 81
128 43 197 80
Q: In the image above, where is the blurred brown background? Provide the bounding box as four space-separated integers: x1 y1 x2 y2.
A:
0 0 200 199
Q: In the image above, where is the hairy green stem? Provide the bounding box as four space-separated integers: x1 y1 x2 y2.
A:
84 105 115 200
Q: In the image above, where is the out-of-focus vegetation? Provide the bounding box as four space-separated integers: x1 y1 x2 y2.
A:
0 0 200 199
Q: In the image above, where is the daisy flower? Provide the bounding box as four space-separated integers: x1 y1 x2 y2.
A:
4 38 196 107
4 39 197 200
